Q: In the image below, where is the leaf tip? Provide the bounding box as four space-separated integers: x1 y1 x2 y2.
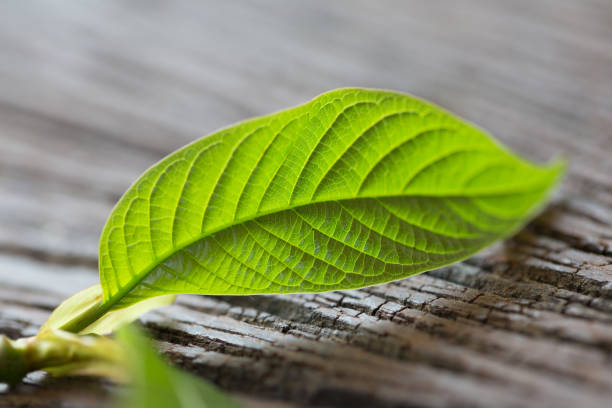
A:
543 155 568 191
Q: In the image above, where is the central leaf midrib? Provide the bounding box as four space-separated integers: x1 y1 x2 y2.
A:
101 182 549 312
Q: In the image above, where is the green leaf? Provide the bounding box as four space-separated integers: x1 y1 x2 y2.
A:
116 326 240 408
61 88 564 332
40 284 175 335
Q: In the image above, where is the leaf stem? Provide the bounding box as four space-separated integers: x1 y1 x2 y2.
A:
0 336 28 385
58 300 112 333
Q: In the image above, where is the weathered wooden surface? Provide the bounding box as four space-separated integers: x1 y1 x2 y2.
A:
1 1 611 407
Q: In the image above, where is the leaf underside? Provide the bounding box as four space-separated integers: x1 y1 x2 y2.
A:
100 88 563 310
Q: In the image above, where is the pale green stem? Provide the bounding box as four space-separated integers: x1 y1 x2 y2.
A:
0 331 126 386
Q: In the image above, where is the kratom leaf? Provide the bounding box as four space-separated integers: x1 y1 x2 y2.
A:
40 284 175 335
60 88 563 332
116 326 240 408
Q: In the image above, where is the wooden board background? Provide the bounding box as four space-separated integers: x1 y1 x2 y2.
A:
0 1 611 407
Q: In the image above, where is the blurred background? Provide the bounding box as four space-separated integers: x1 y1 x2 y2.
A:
0 0 610 262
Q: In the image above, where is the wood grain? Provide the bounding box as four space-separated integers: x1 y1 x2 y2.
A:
0 1 611 407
